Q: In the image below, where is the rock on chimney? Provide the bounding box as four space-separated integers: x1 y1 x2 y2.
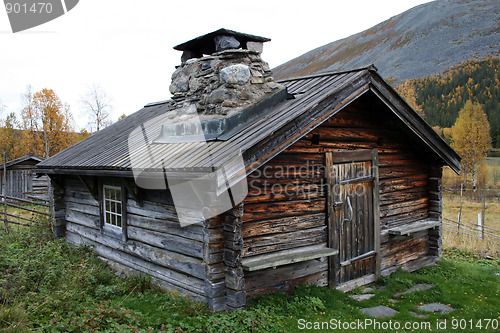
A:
168 29 283 118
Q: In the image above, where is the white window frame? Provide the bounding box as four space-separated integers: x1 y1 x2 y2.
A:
103 185 123 231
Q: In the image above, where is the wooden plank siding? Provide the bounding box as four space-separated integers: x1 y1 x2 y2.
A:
242 100 439 296
242 150 329 297
61 176 210 302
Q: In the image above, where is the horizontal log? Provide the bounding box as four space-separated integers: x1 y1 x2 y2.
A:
66 209 100 230
379 166 428 179
321 111 381 128
379 186 428 205
261 153 324 166
245 182 325 204
243 237 327 257
244 259 328 290
66 222 206 279
282 140 402 154
127 200 178 221
243 226 327 253
66 201 100 217
381 210 429 229
65 189 98 206
243 199 325 222
242 213 325 238
127 225 204 259
401 256 438 272
379 175 428 193
380 198 429 218
66 231 206 297
127 213 204 240
311 127 391 142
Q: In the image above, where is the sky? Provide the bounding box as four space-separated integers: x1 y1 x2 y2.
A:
0 0 433 131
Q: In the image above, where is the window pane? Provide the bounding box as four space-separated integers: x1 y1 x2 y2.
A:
103 185 124 229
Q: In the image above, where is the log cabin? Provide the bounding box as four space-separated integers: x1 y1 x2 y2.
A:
37 29 460 311
1 155 48 201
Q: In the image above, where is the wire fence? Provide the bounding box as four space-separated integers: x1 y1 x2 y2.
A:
443 216 500 241
444 188 500 203
1 194 51 230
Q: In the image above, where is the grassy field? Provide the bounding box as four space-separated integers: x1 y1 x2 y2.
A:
0 226 499 333
442 193 500 231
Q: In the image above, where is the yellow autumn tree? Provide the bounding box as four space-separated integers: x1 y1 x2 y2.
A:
0 112 21 162
395 80 424 118
451 100 491 190
21 88 75 158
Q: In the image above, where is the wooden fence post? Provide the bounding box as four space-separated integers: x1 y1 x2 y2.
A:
2 152 8 233
481 184 485 240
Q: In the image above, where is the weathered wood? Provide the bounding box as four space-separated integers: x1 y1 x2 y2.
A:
336 274 376 292
340 250 376 267
244 183 325 204
244 225 326 249
244 259 328 290
325 151 337 287
331 149 374 163
242 214 325 238
329 150 378 285
372 149 381 278
67 222 206 279
243 226 327 256
66 201 100 217
66 209 100 229
246 270 328 299
380 198 429 218
388 219 440 236
127 225 204 259
379 186 428 205
127 213 205 240
66 231 206 296
379 175 428 193
221 204 245 310
242 248 338 271
243 198 325 222
77 175 98 201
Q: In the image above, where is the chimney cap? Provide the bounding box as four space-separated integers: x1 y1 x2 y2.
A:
174 28 271 55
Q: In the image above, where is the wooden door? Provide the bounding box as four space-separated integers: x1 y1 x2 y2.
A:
326 150 380 288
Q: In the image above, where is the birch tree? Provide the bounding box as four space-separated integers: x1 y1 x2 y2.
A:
451 100 491 190
81 84 112 132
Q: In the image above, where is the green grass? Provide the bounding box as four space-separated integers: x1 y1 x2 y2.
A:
0 227 499 332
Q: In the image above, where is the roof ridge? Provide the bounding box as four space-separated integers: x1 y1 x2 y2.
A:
276 65 378 83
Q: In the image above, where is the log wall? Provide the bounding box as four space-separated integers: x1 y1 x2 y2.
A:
61 176 210 302
242 100 441 295
242 152 329 297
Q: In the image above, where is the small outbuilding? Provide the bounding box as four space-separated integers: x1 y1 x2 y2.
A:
1 155 48 201
37 29 460 311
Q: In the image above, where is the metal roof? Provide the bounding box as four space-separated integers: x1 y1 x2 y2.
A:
1 155 42 169
37 67 461 178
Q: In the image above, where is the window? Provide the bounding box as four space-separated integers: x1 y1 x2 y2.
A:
103 185 123 229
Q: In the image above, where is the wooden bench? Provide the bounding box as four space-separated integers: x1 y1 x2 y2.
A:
388 219 440 237
242 248 338 271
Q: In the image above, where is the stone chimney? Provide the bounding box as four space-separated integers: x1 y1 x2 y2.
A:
168 29 283 120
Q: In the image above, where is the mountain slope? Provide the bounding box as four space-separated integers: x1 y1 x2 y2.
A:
273 0 499 81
